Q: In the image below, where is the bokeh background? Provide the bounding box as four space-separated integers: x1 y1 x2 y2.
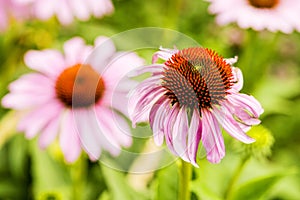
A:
0 0 300 199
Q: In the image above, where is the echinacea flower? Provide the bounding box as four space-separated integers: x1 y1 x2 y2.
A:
2 36 144 162
208 0 300 33
16 0 114 25
128 47 263 167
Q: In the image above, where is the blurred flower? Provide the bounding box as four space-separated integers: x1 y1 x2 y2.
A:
22 0 114 25
128 47 263 167
2 36 144 162
208 0 300 33
0 0 31 32
235 125 274 159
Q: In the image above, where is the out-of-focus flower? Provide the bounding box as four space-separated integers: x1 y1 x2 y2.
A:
0 0 31 32
21 0 114 25
208 0 300 34
128 47 263 167
2 36 144 162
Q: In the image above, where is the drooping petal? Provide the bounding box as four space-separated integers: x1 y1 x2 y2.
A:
74 109 102 160
227 93 264 117
187 109 202 167
201 109 225 163
59 110 82 163
212 104 255 144
95 106 132 148
172 106 190 162
38 112 61 149
149 96 170 146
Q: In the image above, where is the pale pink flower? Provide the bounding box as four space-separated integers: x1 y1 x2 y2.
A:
128 47 263 167
208 0 300 33
0 0 31 32
17 0 114 25
2 36 144 162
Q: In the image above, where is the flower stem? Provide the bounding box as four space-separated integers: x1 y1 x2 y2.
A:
224 156 250 200
179 160 192 200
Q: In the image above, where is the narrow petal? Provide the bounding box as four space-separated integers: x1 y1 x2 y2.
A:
95 106 132 148
38 113 61 149
172 106 190 162
74 109 102 160
59 110 82 163
149 97 169 146
201 109 225 163
213 104 255 144
127 64 164 77
152 47 178 63
163 103 180 155
227 93 264 117
187 109 202 167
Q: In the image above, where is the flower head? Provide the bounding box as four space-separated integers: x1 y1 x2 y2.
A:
128 47 263 167
2 36 144 162
208 0 300 33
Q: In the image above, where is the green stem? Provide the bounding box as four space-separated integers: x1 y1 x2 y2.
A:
179 160 192 200
224 156 250 200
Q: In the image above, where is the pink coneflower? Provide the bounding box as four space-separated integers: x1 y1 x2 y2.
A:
128 47 263 166
208 0 300 33
2 36 144 162
16 0 114 25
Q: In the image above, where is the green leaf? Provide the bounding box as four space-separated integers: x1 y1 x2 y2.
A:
30 141 72 200
101 165 149 200
191 176 222 200
229 173 287 200
0 111 18 148
154 163 179 200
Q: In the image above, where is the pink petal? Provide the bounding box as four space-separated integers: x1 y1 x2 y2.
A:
59 110 82 163
73 109 102 160
127 64 164 77
163 103 179 155
38 113 61 149
172 106 190 162
24 50 65 78
18 101 63 139
201 109 225 163
95 106 132 147
212 104 255 144
152 47 178 63
231 67 243 92
102 52 144 89
87 36 116 73
187 109 202 167
227 93 264 117
149 97 169 146
63 37 93 66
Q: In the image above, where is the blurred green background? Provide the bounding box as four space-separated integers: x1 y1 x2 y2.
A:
0 0 300 199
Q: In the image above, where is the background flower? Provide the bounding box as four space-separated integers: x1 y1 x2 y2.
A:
2 36 144 162
208 0 300 33
27 0 114 25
